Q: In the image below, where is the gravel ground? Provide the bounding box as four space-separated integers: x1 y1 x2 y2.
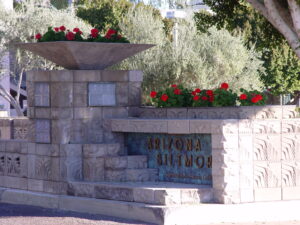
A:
0 203 299 225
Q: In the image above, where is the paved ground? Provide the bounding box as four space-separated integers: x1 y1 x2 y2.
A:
0 203 300 225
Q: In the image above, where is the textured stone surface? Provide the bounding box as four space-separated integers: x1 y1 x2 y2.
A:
88 83 116 106
83 157 104 182
17 42 154 70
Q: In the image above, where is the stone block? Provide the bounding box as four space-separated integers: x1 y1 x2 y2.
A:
28 179 43 192
34 82 50 107
240 163 254 189
128 119 168 133
104 156 127 169
167 120 189 134
0 119 11 140
154 189 181 205
27 143 36 154
102 120 125 144
283 106 299 119
282 119 300 133
51 119 71 144
30 70 50 82
128 82 141 106
83 144 121 157
35 119 50 143
253 120 281 134
281 161 300 186
239 135 253 161
101 70 129 82
187 108 209 119
138 107 167 119
180 189 213 204
74 107 102 119
282 187 300 200
50 70 73 82
254 162 281 188
253 134 281 161
27 155 60 181
83 157 104 182
60 156 82 181
129 70 143 82
35 144 59 156
282 134 300 161
51 108 73 119
35 108 51 119
127 155 147 169
88 83 116 106
95 185 134 202
116 82 129 106
240 188 254 203
102 107 128 119
86 119 104 143
67 181 95 198
51 82 73 107
206 107 239 119
26 81 35 107
43 180 67 194
5 153 28 178
254 188 281 201
255 106 282 119
238 106 256 120
60 144 82 157
5 141 27 154
133 188 155 204
74 70 101 82
213 189 240 204
126 169 158 182
110 119 130 132
211 134 239 149
27 107 35 118
73 83 87 107
238 120 253 134
13 118 34 141
4 176 28 189
189 120 213 133
166 108 187 119
104 169 126 182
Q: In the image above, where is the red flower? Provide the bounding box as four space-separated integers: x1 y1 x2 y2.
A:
195 88 201 93
220 82 229 90
54 27 59 32
174 88 181 95
117 35 122 39
251 96 259 103
256 94 263 101
91 28 99 38
206 90 213 96
193 96 200 101
171 84 177 88
191 91 197 96
35 33 42 40
150 91 157 98
105 29 117 39
66 31 75 41
208 96 214 102
59 26 66 31
73 28 82 34
202 96 208 101
161 94 169 102
240 94 247 100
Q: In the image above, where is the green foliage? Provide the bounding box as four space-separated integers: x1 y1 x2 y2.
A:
76 0 132 32
50 0 69 9
213 88 237 107
116 7 264 103
151 84 192 107
194 0 300 96
238 88 267 106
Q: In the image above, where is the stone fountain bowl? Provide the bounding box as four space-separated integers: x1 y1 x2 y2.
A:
16 42 154 70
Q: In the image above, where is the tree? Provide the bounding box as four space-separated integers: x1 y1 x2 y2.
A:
195 0 300 102
0 0 92 116
116 6 264 103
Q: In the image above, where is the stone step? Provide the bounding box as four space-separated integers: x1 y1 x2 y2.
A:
67 181 213 206
83 143 123 158
104 155 148 170
105 168 158 182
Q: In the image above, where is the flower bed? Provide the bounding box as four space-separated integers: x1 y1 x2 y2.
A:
150 83 267 107
35 26 129 43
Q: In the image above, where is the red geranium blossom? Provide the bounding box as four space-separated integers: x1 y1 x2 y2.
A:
91 28 99 38
193 96 200 101
174 89 181 95
220 83 229 90
54 27 59 32
66 32 75 41
202 96 208 101
240 94 247 100
251 96 259 103
35 33 42 40
150 91 157 98
191 91 197 96
255 94 263 101
161 94 169 102
206 90 213 96
105 28 117 39
73 28 82 34
171 84 177 88
208 96 214 102
59 26 66 31
195 88 201 93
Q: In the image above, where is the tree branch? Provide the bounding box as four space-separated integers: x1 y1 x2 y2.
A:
0 84 23 116
288 0 300 38
245 0 269 19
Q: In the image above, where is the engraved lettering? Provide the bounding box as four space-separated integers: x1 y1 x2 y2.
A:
207 155 212 168
175 138 183 151
155 138 160 150
185 154 193 167
195 139 201 151
157 154 162 165
196 155 205 168
147 137 153 150
187 139 193 151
